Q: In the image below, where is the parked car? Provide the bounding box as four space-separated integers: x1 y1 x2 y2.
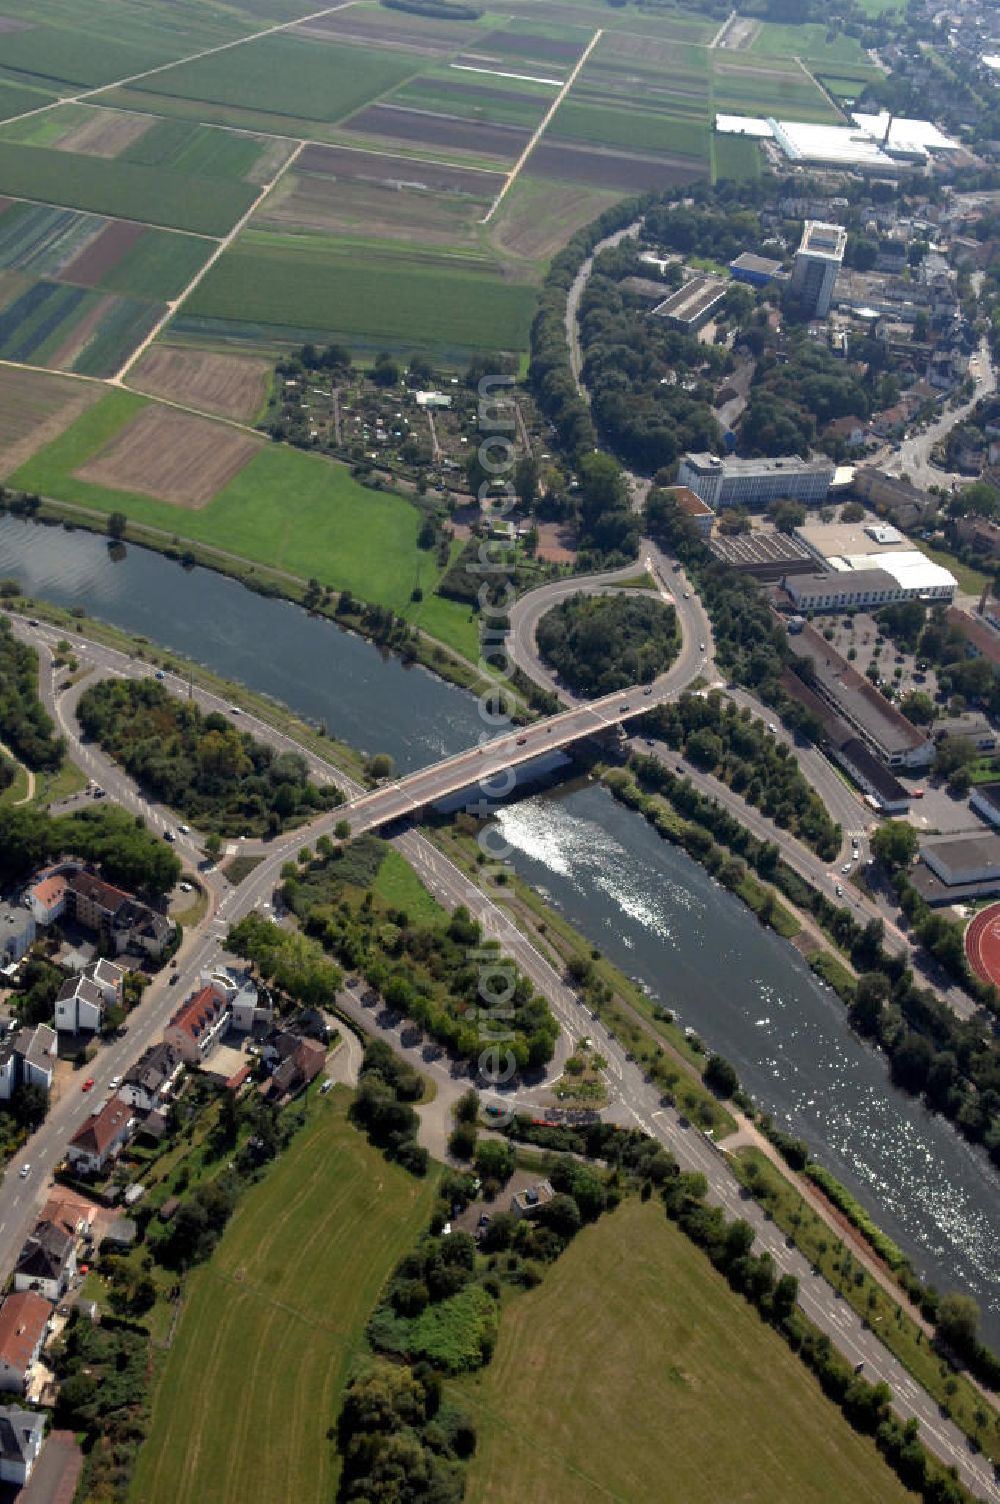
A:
163 830 176 843
82 1078 95 1093
154 670 165 680
169 973 180 986
109 1075 122 1090
18 1164 29 1179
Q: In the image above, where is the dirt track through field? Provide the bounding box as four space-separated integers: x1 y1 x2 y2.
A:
480 27 603 224
75 404 261 505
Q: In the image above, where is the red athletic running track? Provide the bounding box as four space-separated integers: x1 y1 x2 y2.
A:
965 902 1000 988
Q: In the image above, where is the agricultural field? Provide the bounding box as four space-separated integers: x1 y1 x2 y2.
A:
750 21 873 70
179 230 537 364
129 344 271 420
0 140 257 235
0 365 103 477
457 1198 914 1504
102 33 421 137
75 404 262 506
0 199 210 374
11 390 451 612
711 53 843 123
131 1092 438 1504
256 146 503 247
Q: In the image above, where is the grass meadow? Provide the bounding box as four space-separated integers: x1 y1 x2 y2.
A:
457 1198 915 1504
12 390 449 613
130 1092 438 1504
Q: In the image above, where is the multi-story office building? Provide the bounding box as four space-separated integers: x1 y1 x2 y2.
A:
677 452 835 510
790 220 847 317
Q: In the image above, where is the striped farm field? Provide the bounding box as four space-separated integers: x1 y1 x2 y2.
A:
181 230 537 360
131 1093 437 1504
0 201 210 299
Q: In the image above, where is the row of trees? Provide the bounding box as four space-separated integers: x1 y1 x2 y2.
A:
641 690 841 860
0 802 181 894
0 617 64 771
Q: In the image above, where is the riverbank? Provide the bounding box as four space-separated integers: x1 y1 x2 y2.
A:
1 500 515 709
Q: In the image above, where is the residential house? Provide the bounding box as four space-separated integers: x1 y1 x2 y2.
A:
54 975 104 1036
0 1025 57 1103
0 904 34 967
55 957 125 1035
264 1036 326 1101
932 713 997 753
66 1095 135 1177
823 415 867 450
164 983 229 1065
0 1293 51 1395
119 1042 182 1113
0 1407 44 1486
212 973 273 1035
510 1180 555 1220
869 405 909 440
25 872 68 927
952 517 1000 558
14 1220 76 1301
947 606 1000 663
40 1190 97 1245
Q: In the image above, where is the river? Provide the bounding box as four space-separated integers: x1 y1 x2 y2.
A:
3 515 1000 1345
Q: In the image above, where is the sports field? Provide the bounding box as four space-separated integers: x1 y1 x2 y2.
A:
457 1198 913 1504
965 902 1000 989
131 1092 438 1504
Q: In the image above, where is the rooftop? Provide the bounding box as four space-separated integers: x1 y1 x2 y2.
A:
796 521 918 562
730 251 785 277
651 274 727 325
666 484 714 519
837 737 910 804
168 983 228 1044
28 875 66 910
947 607 1000 665
69 1094 133 1158
683 452 834 478
787 624 928 757
0 1293 50 1374
798 220 848 263
921 832 1000 881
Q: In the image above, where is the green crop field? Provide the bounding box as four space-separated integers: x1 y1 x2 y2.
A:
0 278 160 376
712 59 841 123
99 228 211 300
714 133 763 182
119 118 269 179
0 142 256 235
390 71 555 130
118 34 419 128
0 80 57 124
182 231 536 359
551 98 709 160
457 1198 914 1504
12 390 449 611
131 1093 438 1504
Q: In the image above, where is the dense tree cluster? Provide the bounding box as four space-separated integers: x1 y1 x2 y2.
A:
283 851 558 1073
78 679 340 837
641 691 841 859
226 912 343 1009
0 802 181 894
742 336 871 458
349 1039 428 1177
336 1359 473 1504
53 1313 149 1495
0 618 64 771
537 591 678 697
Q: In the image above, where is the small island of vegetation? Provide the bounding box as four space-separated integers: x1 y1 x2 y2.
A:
536 592 679 699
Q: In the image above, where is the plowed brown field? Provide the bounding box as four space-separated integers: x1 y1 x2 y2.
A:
129 347 270 421
75 404 261 506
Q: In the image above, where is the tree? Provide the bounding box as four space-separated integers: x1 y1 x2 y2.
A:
900 691 935 726
871 820 918 873
204 832 222 860
106 511 127 540
365 753 394 783
840 501 864 523
704 1053 739 1098
936 1291 980 1359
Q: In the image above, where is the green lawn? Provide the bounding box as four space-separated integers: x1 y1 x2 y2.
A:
374 847 447 924
456 1198 915 1504
182 230 537 359
13 390 447 612
749 21 871 68
550 98 709 160
131 1093 438 1504
914 540 991 596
